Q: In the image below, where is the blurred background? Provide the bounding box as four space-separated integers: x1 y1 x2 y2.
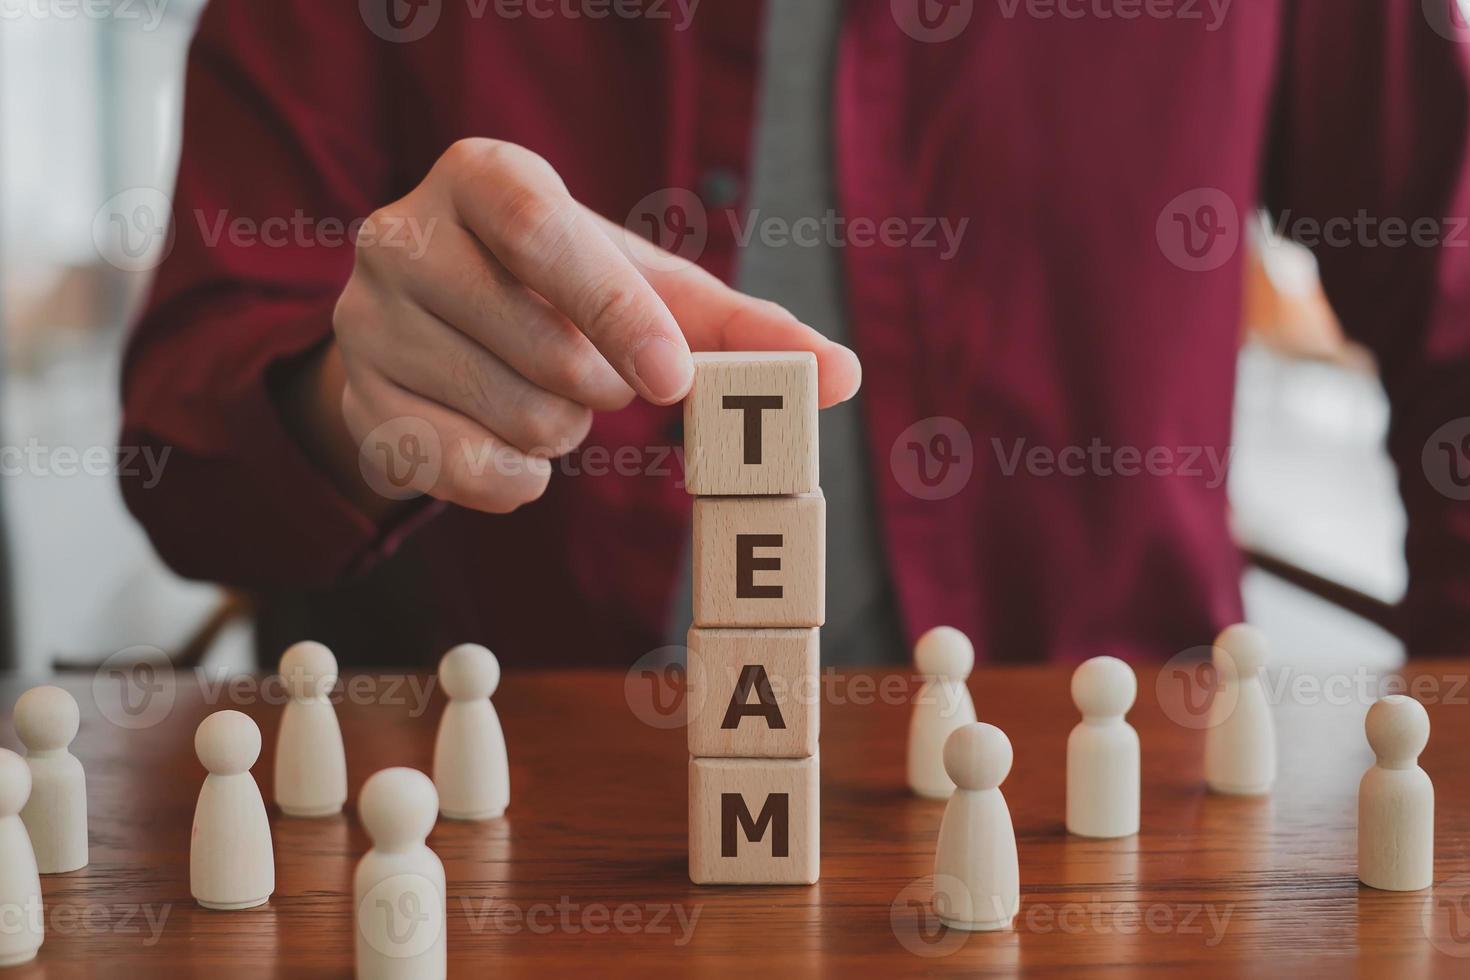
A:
0 2 1407 676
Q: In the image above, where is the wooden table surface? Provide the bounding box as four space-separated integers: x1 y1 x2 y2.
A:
1 659 1468 978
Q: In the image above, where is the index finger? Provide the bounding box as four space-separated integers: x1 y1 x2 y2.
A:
444 141 694 405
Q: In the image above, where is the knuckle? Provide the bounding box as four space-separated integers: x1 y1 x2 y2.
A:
525 400 592 455
440 137 504 176
447 348 500 419
497 183 574 257
580 279 644 343
544 350 600 395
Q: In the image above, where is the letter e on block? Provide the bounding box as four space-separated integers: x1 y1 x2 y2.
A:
683 353 818 495
689 756 819 884
693 493 825 627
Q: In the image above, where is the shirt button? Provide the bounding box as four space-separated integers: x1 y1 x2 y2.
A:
698 168 742 209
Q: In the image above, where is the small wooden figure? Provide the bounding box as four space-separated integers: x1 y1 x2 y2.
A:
1358 695 1434 891
932 723 1019 931
1065 656 1140 839
14 685 88 873
190 710 274 910
355 767 447 980
907 626 978 799
432 644 509 820
274 641 348 818
0 749 43 965
1204 624 1277 795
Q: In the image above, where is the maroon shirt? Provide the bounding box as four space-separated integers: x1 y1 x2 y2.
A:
122 0 1470 667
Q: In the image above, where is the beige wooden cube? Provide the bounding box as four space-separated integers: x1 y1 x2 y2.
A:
683 352 818 496
689 755 820 885
687 627 819 759
692 492 825 628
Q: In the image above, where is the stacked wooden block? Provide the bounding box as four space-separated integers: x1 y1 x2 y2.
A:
684 353 823 885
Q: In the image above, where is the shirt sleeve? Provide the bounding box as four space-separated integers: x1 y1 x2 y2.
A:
119 0 432 589
1262 0 1470 656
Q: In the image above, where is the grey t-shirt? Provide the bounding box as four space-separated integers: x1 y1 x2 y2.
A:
668 0 904 666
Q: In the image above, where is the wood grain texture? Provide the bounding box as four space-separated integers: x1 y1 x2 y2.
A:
686 627 819 759
1 661 1470 977
682 352 818 496
692 493 825 628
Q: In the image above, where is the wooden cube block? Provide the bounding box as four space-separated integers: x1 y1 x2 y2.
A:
689 755 819 885
683 352 818 496
687 628 819 759
692 493 825 628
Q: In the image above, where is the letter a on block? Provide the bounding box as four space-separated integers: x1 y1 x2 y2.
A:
689 756 819 884
683 352 819 495
687 627 819 758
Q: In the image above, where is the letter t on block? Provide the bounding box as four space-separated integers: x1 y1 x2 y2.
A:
683 352 818 495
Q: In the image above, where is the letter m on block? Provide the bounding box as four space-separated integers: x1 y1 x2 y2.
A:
720 792 789 857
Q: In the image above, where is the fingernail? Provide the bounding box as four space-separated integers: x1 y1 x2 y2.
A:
633 337 694 403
